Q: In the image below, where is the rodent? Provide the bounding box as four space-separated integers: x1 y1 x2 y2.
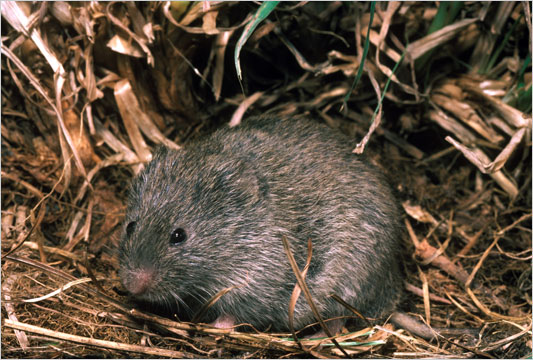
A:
118 116 403 332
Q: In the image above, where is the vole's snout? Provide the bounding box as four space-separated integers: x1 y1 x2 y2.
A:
123 267 157 296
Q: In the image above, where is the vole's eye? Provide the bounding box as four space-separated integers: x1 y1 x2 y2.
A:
126 221 136 238
170 228 187 245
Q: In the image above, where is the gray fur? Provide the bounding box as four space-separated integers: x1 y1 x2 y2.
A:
118 116 402 331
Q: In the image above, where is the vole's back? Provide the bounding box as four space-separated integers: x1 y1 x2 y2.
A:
120 116 402 331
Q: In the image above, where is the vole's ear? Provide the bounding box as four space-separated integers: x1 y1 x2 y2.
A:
233 164 263 205
216 159 268 206
199 155 268 207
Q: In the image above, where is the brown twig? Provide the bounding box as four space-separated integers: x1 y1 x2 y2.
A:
281 236 349 358
4 319 198 358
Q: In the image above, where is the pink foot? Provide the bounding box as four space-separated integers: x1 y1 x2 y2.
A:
305 319 345 339
210 314 236 329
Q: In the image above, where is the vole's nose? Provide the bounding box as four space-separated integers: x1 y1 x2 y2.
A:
124 268 157 295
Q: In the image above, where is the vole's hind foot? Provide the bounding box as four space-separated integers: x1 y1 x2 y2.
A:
209 314 236 329
304 319 345 339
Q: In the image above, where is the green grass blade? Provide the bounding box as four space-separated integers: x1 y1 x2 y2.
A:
321 340 386 347
427 2 450 34
373 48 406 119
417 1 462 72
482 13 523 74
446 1 464 25
342 1 376 109
517 85 532 113
517 54 531 89
234 1 280 84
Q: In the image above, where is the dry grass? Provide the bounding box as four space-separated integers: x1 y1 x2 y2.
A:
1 1 531 358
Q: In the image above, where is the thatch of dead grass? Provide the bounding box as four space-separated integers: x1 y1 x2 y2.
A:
1 1 531 358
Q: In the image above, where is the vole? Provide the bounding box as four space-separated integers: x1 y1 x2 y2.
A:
118 116 403 333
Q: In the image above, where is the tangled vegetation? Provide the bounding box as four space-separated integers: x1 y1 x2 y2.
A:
1 2 531 358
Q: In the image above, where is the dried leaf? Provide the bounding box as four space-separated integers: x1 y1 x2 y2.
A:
406 18 478 61
106 34 144 58
402 202 439 225
445 136 519 198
